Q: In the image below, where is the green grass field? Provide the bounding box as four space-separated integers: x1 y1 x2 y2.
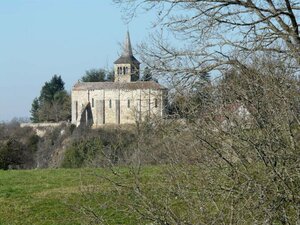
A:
1 165 292 224
0 168 140 225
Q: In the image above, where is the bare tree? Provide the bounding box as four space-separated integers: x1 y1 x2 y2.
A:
73 55 300 224
114 0 300 77
72 1 300 224
116 56 300 224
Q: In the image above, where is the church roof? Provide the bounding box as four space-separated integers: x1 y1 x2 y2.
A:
114 31 140 65
114 55 140 65
73 81 167 91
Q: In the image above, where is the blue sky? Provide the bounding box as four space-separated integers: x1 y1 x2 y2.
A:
0 0 155 121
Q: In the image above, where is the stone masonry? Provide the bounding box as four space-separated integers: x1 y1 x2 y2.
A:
71 32 167 127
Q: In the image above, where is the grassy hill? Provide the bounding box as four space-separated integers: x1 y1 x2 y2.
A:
1 164 299 224
0 168 141 225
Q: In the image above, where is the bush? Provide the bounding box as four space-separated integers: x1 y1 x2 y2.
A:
62 138 104 168
0 139 25 170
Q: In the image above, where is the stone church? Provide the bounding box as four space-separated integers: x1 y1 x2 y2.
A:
71 32 167 127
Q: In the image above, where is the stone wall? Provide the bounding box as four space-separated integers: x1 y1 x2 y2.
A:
72 88 167 127
114 63 139 83
20 122 67 137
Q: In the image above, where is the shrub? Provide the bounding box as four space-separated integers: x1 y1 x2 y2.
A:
0 139 25 170
62 138 104 168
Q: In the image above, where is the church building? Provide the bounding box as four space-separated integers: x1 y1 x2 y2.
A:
71 32 167 127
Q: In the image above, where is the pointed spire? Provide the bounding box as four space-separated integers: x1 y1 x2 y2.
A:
123 31 133 56
114 30 140 65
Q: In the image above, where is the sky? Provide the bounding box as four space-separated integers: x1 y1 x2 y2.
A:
0 0 156 122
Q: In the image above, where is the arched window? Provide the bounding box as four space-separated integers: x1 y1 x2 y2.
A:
127 99 130 108
75 101 78 120
154 99 158 108
109 99 112 108
123 67 126 75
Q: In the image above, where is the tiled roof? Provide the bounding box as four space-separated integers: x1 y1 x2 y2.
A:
73 81 167 91
114 31 141 65
114 55 140 65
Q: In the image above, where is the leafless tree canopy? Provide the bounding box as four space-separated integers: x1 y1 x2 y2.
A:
61 1 300 224
115 0 300 76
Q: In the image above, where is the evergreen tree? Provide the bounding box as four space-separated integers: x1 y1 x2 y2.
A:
30 98 40 123
39 75 65 103
30 75 71 123
81 69 106 82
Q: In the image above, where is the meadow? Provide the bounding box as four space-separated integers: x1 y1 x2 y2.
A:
1 164 298 224
0 168 140 225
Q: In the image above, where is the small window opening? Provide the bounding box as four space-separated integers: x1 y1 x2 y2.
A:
92 98 94 108
109 99 112 108
75 101 78 120
155 99 158 108
127 99 130 108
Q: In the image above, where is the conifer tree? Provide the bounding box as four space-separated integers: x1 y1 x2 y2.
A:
30 75 70 122
30 98 40 123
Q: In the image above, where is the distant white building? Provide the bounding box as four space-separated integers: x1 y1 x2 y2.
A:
215 102 251 130
71 32 167 127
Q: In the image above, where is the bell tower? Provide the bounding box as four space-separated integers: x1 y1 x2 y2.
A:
114 31 140 83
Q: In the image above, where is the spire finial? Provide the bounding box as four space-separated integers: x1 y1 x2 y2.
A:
123 31 133 56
